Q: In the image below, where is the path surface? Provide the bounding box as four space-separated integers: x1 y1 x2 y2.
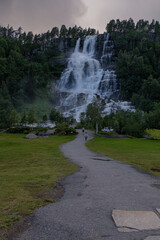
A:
17 131 160 240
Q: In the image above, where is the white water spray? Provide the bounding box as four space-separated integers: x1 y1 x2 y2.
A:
56 34 134 121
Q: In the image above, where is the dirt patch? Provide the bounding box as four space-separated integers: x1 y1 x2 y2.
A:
92 158 112 162
50 182 65 200
151 184 160 189
4 182 65 240
151 168 160 173
7 216 33 240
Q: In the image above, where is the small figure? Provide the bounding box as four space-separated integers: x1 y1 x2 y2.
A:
82 127 85 133
84 131 88 141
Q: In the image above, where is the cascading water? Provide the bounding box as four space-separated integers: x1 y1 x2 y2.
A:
56 34 135 121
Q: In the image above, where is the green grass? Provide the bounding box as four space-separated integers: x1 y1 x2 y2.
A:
0 133 77 239
86 136 160 177
146 129 160 140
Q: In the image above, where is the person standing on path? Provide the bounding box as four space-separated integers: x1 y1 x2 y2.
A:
84 131 88 141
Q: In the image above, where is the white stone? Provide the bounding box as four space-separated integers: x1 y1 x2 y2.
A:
156 209 160 215
118 227 138 232
144 236 160 240
112 210 160 231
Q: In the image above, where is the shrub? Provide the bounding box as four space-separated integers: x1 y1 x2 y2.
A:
102 110 146 138
146 129 160 139
7 127 31 134
124 121 144 138
7 126 50 134
55 123 77 135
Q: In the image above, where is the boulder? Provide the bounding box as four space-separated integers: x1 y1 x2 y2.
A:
38 130 55 137
46 130 55 136
38 131 48 137
26 133 37 139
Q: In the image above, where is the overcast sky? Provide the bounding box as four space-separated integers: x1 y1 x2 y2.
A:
0 0 160 33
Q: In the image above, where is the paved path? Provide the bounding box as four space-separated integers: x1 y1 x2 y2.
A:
18 131 160 240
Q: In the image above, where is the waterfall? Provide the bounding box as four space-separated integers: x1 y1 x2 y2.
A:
82 36 97 57
58 36 101 92
101 33 114 67
74 38 80 53
56 34 135 121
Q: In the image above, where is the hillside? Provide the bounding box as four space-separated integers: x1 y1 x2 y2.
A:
0 19 160 129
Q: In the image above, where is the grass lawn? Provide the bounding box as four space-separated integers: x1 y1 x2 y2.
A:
86 136 160 177
0 133 77 239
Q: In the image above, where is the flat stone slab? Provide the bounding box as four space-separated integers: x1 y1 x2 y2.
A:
118 227 138 232
144 236 160 240
112 210 160 231
157 209 160 215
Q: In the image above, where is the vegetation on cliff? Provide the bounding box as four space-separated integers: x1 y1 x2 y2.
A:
0 19 160 131
107 19 160 112
0 25 97 128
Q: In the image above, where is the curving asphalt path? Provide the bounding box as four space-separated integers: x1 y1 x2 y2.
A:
17 130 160 240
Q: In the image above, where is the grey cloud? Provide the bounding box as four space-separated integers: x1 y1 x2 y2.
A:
0 0 87 33
0 0 160 34
95 0 160 32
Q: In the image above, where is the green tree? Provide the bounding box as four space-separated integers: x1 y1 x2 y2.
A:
86 99 103 134
49 108 64 123
42 114 48 122
8 110 19 127
145 103 160 129
51 27 59 38
21 111 27 125
106 20 116 33
27 106 37 124
60 25 68 38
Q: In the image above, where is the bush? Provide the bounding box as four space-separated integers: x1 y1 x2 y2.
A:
7 126 50 134
124 121 144 138
102 110 146 138
7 127 31 134
55 123 77 135
146 129 160 139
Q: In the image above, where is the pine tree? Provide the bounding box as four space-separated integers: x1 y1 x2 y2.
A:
27 106 37 124
21 111 27 125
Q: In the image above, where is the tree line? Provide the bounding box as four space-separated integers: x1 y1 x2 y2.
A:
0 24 98 128
106 18 160 35
1 19 160 132
106 19 160 114
0 25 97 43
78 99 160 138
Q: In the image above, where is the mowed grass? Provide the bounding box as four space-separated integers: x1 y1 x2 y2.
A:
86 136 160 176
0 133 77 238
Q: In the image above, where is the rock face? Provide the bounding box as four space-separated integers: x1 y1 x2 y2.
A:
54 34 135 121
